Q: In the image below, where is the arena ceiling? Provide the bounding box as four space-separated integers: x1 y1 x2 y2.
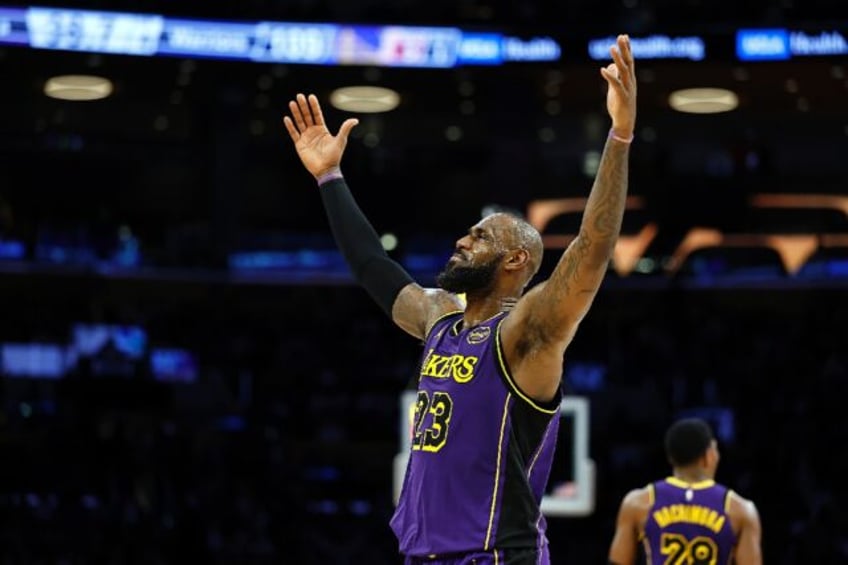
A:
0 0 846 257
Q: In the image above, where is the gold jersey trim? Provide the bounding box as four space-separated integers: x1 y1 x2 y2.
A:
493 318 559 415
665 477 716 490
484 393 512 550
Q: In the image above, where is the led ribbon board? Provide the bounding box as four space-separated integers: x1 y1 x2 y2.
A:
736 28 848 60
0 5 560 67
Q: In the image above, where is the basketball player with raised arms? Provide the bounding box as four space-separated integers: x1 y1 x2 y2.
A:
284 34 637 565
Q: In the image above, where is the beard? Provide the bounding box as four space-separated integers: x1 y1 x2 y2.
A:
436 254 502 294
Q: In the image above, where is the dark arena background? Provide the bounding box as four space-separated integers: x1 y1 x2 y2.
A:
1 1 847 563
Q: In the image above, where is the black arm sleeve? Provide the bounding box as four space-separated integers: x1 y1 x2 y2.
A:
319 177 415 317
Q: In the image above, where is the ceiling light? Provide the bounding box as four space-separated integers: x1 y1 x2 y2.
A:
668 88 738 114
329 86 400 113
44 74 113 101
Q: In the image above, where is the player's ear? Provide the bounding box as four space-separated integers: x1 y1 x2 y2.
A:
708 443 720 466
505 248 530 271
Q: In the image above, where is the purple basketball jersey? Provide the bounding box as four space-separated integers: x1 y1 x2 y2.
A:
643 478 737 565
390 311 562 558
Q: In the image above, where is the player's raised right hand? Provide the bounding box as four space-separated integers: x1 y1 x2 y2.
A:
283 93 359 181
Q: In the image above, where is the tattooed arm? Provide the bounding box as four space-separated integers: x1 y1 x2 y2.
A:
501 34 637 402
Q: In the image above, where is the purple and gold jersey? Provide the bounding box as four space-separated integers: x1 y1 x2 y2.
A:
390 311 562 558
643 478 737 565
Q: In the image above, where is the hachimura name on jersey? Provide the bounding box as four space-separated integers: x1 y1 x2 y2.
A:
643 478 737 565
